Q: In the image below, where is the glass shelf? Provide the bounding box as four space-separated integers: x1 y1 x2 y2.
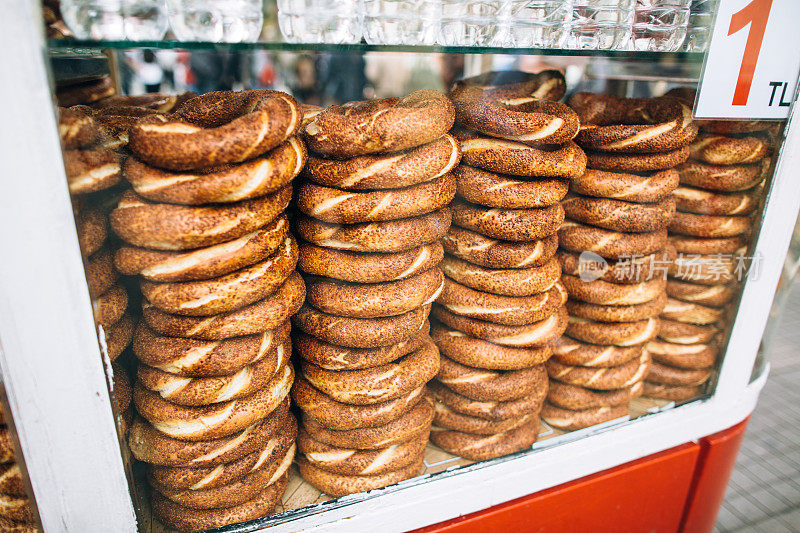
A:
48 38 705 61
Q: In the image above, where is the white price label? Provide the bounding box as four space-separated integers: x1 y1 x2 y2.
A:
694 0 800 120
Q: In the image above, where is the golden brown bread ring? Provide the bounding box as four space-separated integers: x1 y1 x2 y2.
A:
86 248 118 298
91 91 182 113
456 69 566 99
434 402 536 436
0 493 33 523
304 267 443 319
301 339 440 405
450 199 563 242
92 284 127 327
438 356 547 402
430 320 553 370
647 362 712 387
453 165 568 209
437 278 567 326
148 415 296 490
142 272 304 340
429 380 546 422
669 211 751 238
137 353 289 407
647 340 717 370
299 429 427 477
432 304 567 349
672 185 760 216
151 443 294 509
666 280 736 308
297 455 423 498
303 134 461 190
698 120 774 134
546 351 650 391
552 336 643 368
451 82 579 146
569 93 697 153
561 275 666 306
293 327 429 371
557 249 664 286
689 133 769 165
296 208 451 253
0 465 25 498
92 92 194 112
303 395 434 450
151 473 287 532
128 399 291 466
456 129 586 179
643 381 705 401
443 227 558 270
116 215 289 282
562 195 676 234
298 173 456 224
430 416 540 461
134 321 289 378
559 220 668 260
661 298 724 325
293 379 426 431
294 304 429 349
565 293 667 323
126 137 306 205
676 159 769 192
130 90 301 171
133 364 293 441
140 235 298 317
113 363 132 414
570 168 679 203
670 234 746 255
76 207 108 258
658 319 719 345
586 146 690 172
59 107 97 149
110 187 291 251
440 255 560 297
547 381 643 411
104 313 135 361
541 403 628 431
63 147 122 195
566 316 659 347
303 89 454 158
0 429 13 464
56 77 115 107
668 252 740 285
298 242 443 284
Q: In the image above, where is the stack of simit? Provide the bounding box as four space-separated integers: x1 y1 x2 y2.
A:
646 93 773 401
59 106 135 433
428 70 581 460
111 90 305 532
292 90 457 497
544 93 697 431
0 404 35 531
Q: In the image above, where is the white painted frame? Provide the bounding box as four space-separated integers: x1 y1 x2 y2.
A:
1 3 798 531
0 1 137 532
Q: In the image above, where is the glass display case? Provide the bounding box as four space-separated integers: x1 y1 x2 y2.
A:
0 1 798 531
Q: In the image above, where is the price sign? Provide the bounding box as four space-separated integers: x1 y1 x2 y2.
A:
694 0 800 119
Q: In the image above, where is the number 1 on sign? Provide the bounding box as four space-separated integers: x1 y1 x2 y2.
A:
728 0 773 105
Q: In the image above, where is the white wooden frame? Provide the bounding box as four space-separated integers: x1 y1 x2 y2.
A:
0 1 137 532
1 2 799 531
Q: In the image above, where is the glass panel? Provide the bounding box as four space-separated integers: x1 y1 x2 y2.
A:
41 1 792 527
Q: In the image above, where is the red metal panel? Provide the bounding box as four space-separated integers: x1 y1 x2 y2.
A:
416 442 700 533
680 418 750 533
